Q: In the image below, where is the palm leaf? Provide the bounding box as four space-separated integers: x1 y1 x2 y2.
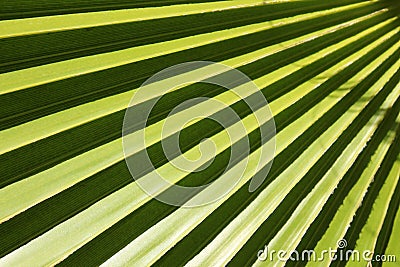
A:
0 0 399 266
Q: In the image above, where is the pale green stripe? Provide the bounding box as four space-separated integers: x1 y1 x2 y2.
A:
1 16 389 224
0 1 377 95
307 72 400 267
3 48 394 266
100 44 400 267
260 105 399 267
269 18 395 115
344 150 400 267
183 57 400 267
102 133 275 267
0 11 389 156
0 0 263 38
0 86 275 266
382 173 400 267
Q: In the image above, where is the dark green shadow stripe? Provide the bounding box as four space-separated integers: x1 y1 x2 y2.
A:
1 17 394 194
0 4 391 131
330 105 400 267
286 68 400 267
0 0 378 73
44 126 260 266
0 92 256 256
0 0 227 20
229 52 400 267
58 35 399 267
373 154 400 267
154 46 400 267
